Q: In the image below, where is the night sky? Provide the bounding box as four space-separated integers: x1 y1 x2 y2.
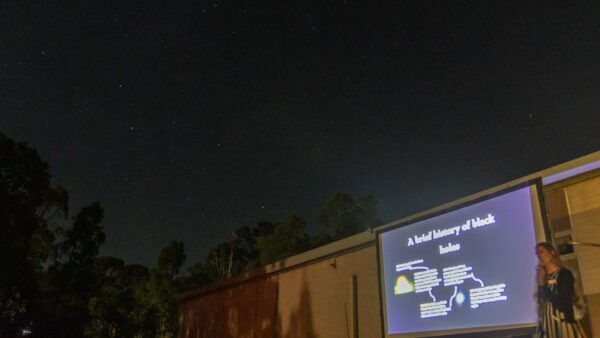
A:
1 1 599 267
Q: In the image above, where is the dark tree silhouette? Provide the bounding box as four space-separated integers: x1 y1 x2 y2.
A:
257 215 309 265
158 240 186 278
0 132 50 336
318 192 382 239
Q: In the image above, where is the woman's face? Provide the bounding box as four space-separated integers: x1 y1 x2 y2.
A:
536 246 555 265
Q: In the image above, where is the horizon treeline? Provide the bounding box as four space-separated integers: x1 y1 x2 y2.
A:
0 132 383 338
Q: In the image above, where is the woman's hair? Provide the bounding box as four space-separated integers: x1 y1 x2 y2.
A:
536 241 564 267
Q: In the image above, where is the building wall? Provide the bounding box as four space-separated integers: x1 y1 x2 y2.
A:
178 244 381 338
563 174 600 336
277 245 380 338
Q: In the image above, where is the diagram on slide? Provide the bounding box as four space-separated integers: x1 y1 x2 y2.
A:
393 259 507 318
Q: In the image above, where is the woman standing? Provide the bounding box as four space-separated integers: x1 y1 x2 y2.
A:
535 242 585 338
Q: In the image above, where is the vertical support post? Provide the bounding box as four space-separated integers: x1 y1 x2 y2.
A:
351 274 358 338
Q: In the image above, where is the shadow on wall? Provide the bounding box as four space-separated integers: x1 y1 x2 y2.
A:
279 273 318 338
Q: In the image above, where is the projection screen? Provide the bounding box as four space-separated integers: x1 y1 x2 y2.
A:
378 183 547 337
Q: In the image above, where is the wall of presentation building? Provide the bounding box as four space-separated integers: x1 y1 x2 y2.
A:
178 232 381 338
544 171 600 336
178 151 600 338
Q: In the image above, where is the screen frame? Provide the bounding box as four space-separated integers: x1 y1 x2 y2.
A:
376 180 549 338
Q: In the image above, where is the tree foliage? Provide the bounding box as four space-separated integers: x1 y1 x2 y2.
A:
257 215 309 265
34 203 107 337
318 192 382 239
158 240 186 278
0 133 50 335
61 202 105 265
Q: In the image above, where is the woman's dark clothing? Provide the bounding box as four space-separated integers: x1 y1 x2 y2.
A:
536 268 584 338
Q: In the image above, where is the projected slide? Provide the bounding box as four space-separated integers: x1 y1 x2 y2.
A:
380 186 539 335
